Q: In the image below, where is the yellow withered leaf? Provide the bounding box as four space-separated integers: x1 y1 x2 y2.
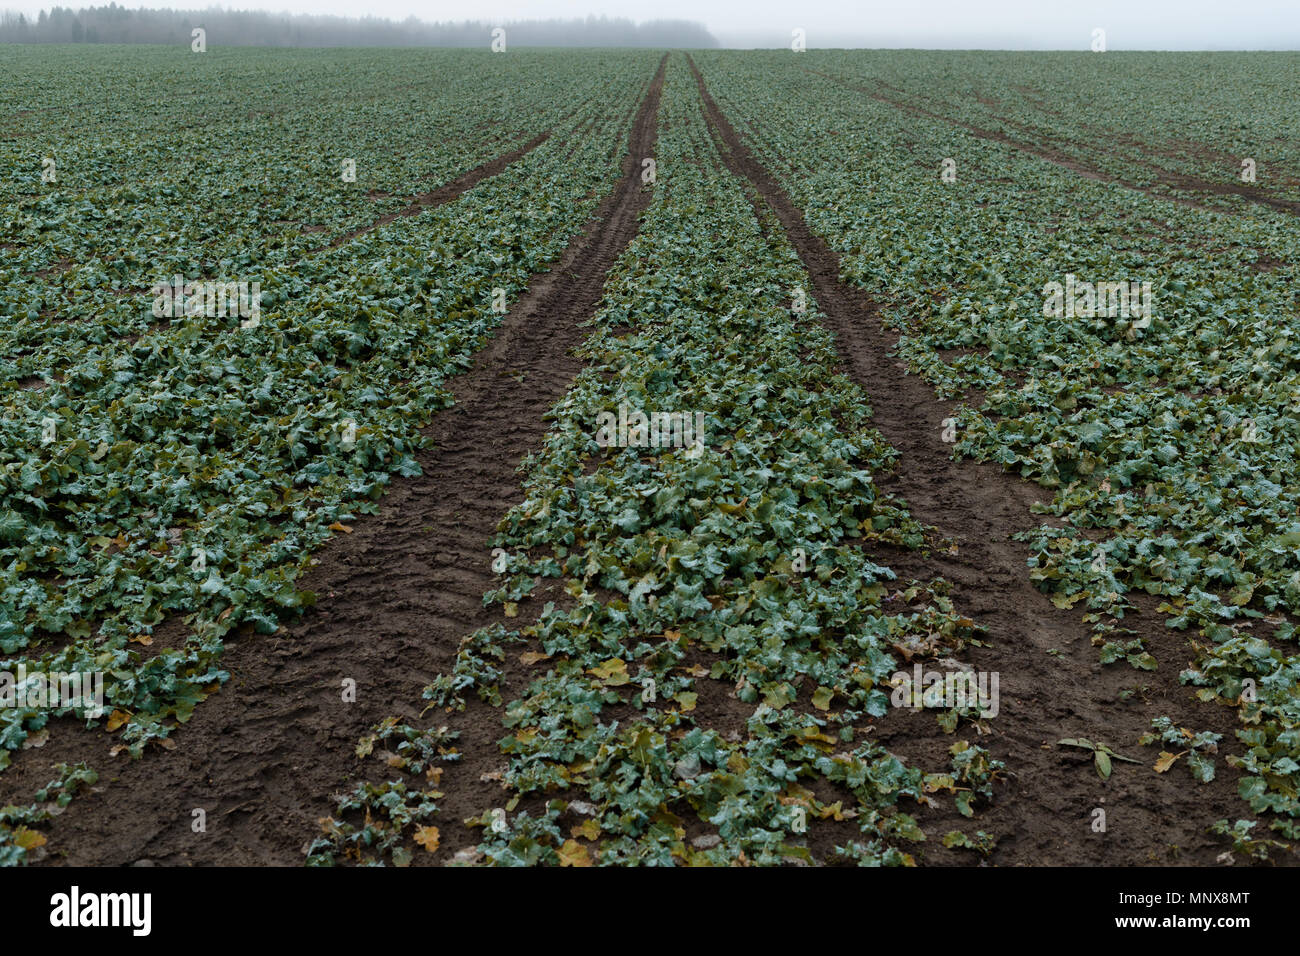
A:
413 826 440 853
571 818 601 841
557 839 593 867
13 827 46 850
1153 751 1181 773
588 658 629 685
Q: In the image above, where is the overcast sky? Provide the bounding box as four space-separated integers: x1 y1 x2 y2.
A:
9 0 1300 48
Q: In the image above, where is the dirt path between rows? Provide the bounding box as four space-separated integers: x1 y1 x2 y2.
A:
9 130 558 354
14 54 665 867
689 55 1256 867
308 130 552 255
805 67 1300 219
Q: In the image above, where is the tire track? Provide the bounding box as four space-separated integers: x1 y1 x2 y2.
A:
304 129 552 256
688 54 1251 867
17 54 666 867
10 131 559 365
806 67 1300 218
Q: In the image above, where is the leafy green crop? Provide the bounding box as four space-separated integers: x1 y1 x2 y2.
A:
322 57 993 867
0 762 98 866
0 49 659 776
693 47 1300 846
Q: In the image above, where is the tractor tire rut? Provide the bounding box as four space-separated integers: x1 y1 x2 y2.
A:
10 55 666 867
688 54 1249 867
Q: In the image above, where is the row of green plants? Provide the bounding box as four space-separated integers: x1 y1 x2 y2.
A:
309 57 999 866
1 47 659 371
695 51 1300 850
0 54 657 806
807 50 1300 208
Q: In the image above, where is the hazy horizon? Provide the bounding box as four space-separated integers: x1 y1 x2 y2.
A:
1 1 1299 49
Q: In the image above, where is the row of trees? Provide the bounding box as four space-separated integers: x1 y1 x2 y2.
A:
0 5 719 47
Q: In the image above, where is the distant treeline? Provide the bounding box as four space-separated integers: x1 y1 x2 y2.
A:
0 5 719 47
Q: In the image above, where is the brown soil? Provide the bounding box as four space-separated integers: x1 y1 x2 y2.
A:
310 130 552 254
806 68 1300 218
9 52 1279 869
33 258 75 279
3 55 667 867
19 132 557 334
688 55 1275 867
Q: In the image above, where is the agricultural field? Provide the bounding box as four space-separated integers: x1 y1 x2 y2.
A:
1 41 1298 880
